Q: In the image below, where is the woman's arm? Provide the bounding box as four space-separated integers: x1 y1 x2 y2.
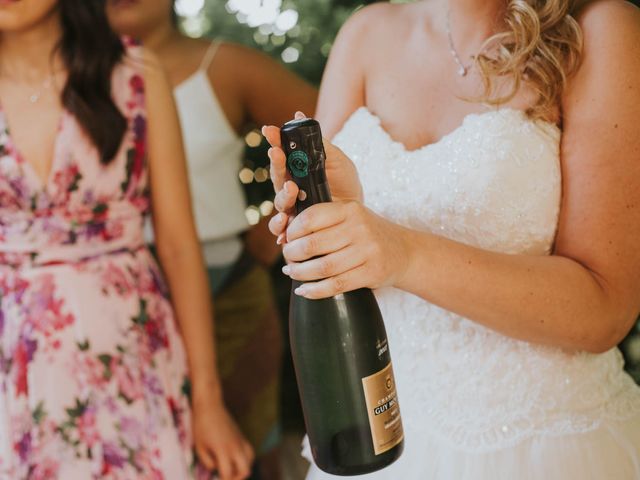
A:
313 5 372 137
143 50 253 479
271 1 640 354
228 42 318 128
395 1 640 353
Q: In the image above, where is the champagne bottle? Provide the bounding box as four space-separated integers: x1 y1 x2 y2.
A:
281 118 404 476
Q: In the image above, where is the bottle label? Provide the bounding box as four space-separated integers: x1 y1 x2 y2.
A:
361 363 404 455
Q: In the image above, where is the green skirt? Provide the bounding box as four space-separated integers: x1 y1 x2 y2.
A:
208 253 284 455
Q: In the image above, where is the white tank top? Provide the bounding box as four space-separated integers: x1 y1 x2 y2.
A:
147 41 249 267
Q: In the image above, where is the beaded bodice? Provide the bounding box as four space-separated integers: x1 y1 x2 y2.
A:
333 107 640 450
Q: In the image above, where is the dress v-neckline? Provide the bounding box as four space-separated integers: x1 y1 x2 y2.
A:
0 105 66 192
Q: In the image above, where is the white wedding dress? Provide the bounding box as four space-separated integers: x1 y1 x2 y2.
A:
304 107 640 479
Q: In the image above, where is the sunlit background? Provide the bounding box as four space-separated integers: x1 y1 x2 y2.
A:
176 0 303 64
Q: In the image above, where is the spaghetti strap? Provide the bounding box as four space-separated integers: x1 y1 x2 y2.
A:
199 39 221 71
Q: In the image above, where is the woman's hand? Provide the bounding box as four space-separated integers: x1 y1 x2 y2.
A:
261 112 363 244
192 396 254 480
280 199 412 299
262 116 407 299
141 49 253 478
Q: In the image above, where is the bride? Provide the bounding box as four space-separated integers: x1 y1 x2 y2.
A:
263 0 640 478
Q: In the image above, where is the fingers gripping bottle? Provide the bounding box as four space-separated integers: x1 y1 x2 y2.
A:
281 118 404 476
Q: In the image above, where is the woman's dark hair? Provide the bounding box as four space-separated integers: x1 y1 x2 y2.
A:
58 0 127 164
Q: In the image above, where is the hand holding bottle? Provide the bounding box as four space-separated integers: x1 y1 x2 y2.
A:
282 199 413 299
262 112 364 245
262 114 411 300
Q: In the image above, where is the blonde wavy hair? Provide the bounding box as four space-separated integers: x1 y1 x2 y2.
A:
475 0 589 119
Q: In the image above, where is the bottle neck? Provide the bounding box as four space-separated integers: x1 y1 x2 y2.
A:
295 169 333 214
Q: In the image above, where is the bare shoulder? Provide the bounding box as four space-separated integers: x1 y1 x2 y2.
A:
209 40 275 71
576 0 640 50
340 2 398 32
564 0 640 106
323 1 421 75
175 37 260 64
333 2 409 49
176 36 215 66
202 40 308 89
577 0 639 22
200 40 276 91
168 37 252 88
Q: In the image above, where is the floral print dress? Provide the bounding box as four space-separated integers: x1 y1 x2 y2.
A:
0 51 200 479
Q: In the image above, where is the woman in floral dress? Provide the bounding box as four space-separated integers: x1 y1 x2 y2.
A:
0 0 253 478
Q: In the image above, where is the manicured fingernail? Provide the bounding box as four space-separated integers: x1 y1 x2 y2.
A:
283 182 290 194
294 285 307 296
276 233 285 245
282 265 290 276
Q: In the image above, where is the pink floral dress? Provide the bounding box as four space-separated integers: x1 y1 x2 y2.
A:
0 52 202 479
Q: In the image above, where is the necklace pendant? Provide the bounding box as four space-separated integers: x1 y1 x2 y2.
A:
29 93 39 103
457 66 467 77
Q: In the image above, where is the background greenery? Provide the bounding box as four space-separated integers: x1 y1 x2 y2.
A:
181 0 640 398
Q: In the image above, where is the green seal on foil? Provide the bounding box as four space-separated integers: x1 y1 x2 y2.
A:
287 150 309 178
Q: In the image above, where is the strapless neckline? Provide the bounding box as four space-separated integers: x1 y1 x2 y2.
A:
353 106 561 155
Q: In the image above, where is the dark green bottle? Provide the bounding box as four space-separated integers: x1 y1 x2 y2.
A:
281 118 404 476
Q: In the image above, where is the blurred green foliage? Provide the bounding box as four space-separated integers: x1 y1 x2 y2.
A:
198 0 379 85
189 0 640 384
